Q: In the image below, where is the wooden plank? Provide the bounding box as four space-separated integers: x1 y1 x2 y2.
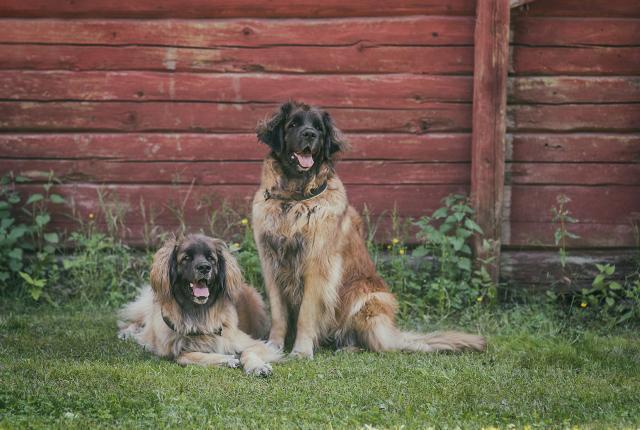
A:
0 72 473 105
512 46 640 75
501 250 638 290
509 185 640 224
0 102 472 133
508 104 640 132
0 0 477 18
507 223 638 248
470 0 510 281
509 77 640 104
0 159 471 186
0 17 475 47
512 17 640 46
512 0 640 18
16 183 469 221
507 163 640 185
0 133 471 162
508 133 640 162
0 44 474 75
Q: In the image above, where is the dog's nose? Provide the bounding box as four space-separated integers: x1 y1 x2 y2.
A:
196 262 212 274
302 129 317 140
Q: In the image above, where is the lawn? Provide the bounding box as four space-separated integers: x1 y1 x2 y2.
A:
1 303 639 429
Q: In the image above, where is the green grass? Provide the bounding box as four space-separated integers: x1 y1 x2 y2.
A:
1 304 639 429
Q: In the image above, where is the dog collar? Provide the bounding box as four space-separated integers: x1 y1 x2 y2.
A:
161 311 222 337
264 181 328 202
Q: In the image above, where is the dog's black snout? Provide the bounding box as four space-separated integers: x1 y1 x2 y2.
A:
196 262 212 274
302 129 317 140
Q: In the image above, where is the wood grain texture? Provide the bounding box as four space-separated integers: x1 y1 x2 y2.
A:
0 71 473 105
508 104 640 132
508 134 640 163
507 163 640 186
0 0 477 18
512 0 640 18
0 102 472 133
0 17 475 47
0 44 474 74
512 17 640 46
509 76 640 104
470 0 511 280
512 46 640 75
507 223 638 248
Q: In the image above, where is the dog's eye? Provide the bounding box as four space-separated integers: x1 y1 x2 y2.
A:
182 255 191 262
288 122 296 129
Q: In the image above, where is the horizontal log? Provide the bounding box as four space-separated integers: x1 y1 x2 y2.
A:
508 133 640 163
507 163 640 185
0 17 475 47
508 185 640 224
0 72 473 105
508 76 640 104
0 102 472 133
512 46 640 75
0 0 477 18
0 159 471 186
507 104 640 132
15 183 469 221
506 222 638 248
512 17 640 46
0 44 474 75
0 133 472 162
501 250 638 290
512 0 640 18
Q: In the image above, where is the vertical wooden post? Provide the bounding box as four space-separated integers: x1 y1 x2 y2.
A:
470 0 510 282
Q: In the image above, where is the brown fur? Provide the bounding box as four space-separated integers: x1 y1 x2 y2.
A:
252 102 486 358
117 234 280 376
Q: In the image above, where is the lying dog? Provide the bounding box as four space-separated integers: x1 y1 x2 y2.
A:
252 101 486 358
118 234 280 376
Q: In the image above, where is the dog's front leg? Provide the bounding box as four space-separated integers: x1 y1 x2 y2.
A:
261 262 289 351
222 328 282 377
291 264 341 359
176 351 240 368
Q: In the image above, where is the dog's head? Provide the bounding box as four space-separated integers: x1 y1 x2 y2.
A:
150 234 242 309
257 101 348 176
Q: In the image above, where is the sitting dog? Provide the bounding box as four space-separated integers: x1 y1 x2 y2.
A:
118 234 280 376
252 101 486 358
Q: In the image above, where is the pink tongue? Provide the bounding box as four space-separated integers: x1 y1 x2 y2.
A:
294 153 314 168
192 285 209 298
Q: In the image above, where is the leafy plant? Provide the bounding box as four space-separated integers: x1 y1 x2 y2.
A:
551 194 580 270
0 171 65 301
579 264 640 325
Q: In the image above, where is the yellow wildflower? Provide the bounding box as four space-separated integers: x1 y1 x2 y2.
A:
391 238 399 245
240 218 249 226
580 302 587 308
477 296 483 303
398 248 405 256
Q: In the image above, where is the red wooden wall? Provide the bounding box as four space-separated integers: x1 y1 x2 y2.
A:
0 0 638 265
0 1 477 241
507 0 640 249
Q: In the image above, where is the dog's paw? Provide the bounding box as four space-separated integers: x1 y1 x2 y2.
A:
289 349 314 360
245 363 272 377
266 340 284 353
226 357 241 369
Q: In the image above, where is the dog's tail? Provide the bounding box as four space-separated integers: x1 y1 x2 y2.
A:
356 314 486 353
345 291 485 353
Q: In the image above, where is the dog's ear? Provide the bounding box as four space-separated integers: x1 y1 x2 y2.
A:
257 102 294 153
211 249 227 302
150 238 178 304
322 111 350 159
